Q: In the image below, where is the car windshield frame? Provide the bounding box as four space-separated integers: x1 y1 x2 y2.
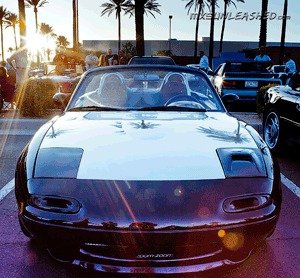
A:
66 65 225 113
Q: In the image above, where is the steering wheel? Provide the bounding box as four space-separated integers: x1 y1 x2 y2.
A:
165 95 206 109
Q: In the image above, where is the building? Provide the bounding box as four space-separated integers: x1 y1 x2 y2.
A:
83 38 300 70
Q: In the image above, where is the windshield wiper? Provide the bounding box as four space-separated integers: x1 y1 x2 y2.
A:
68 106 129 112
137 106 207 112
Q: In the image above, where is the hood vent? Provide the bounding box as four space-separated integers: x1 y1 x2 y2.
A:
217 148 267 178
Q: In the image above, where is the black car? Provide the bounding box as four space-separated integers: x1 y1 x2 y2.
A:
128 56 176 65
263 71 300 151
15 65 281 274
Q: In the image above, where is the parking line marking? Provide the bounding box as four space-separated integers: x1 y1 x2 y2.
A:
281 173 300 199
0 179 15 203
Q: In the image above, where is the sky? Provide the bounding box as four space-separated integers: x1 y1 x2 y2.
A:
1 0 299 59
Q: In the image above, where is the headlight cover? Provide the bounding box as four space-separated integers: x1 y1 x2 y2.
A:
34 148 83 178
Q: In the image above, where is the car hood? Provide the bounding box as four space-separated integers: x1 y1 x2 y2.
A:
39 111 257 181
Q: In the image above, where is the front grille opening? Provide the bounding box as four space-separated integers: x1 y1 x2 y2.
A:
44 198 72 209
230 198 259 210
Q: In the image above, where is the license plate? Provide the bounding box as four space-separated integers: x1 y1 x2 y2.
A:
245 81 258 88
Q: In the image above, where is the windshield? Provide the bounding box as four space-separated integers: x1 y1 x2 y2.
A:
68 66 224 112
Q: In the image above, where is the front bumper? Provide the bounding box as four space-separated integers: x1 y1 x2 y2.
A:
19 211 279 274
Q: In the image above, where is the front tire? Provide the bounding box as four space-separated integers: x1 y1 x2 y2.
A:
263 109 284 151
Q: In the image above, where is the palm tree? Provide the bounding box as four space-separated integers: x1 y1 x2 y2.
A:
279 0 288 65
25 0 48 32
208 0 217 69
219 0 244 54
18 0 26 47
125 0 161 56
0 6 9 61
100 0 131 53
56 35 70 47
5 12 19 50
184 0 207 63
259 0 268 47
73 0 78 52
40 23 56 60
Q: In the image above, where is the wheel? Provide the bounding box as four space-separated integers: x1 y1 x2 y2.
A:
263 109 284 151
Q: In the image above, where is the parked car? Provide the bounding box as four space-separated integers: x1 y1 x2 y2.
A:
212 60 282 103
270 65 285 75
263 71 300 151
186 64 213 76
128 56 176 65
16 65 281 275
30 62 83 98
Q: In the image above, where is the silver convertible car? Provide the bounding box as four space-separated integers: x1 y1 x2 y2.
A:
15 65 281 274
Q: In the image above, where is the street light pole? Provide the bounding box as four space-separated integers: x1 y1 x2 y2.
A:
169 15 172 54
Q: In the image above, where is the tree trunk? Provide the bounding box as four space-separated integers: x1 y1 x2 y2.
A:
279 0 288 65
219 4 227 55
76 0 79 52
34 8 38 32
1 21 4 61
194 3 202 63
135 1 146 56
13 25 18 50
118 7 121 53
73 0 77 52
18 0 26 47
259 0 268 47
209 0 215 69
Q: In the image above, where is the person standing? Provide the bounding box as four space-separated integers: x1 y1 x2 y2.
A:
53 45 69 75
118 50 127 64
111 55 119 65
98 54 106 67
254 46 273 68
280 52 297 85
85 51 99 71
104 48 113 66
199 50 209 72
6 43 28 89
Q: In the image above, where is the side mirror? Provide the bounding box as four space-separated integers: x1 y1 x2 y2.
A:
288 72 300 90
222 93 239 103
222 93 239 111
53 92 71 111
